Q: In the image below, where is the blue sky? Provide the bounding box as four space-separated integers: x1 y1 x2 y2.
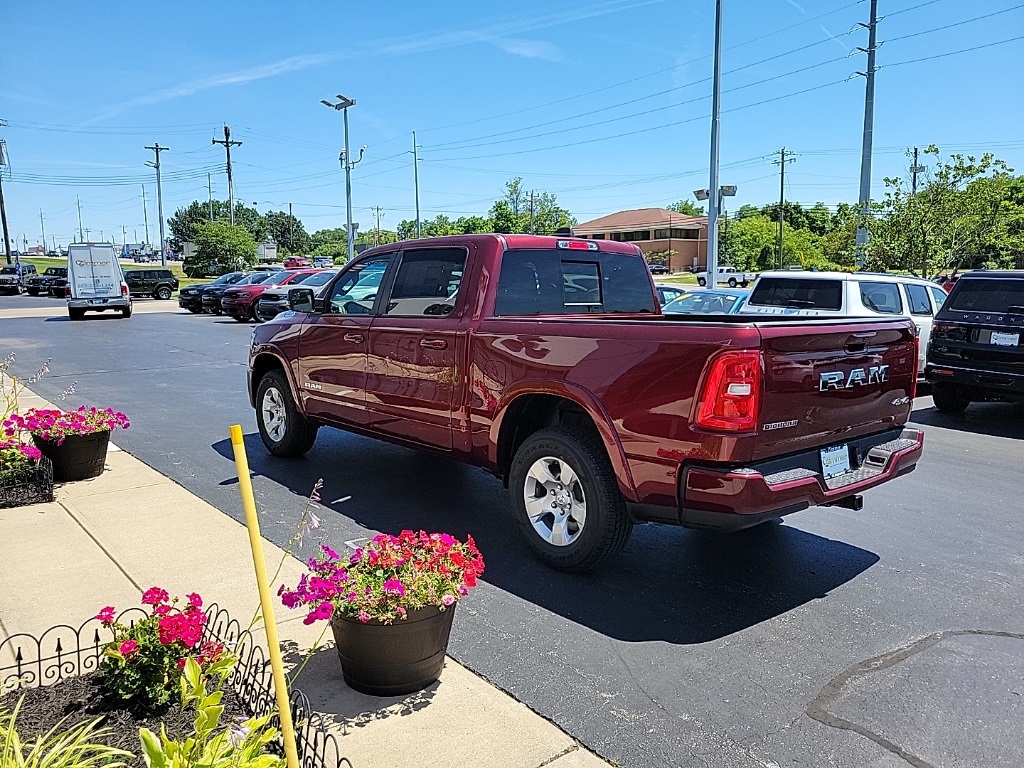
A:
2 0 1023 249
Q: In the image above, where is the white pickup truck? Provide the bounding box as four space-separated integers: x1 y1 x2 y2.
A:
696 266 758 287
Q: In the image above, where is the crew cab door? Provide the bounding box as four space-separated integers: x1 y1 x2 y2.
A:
365 245 470 449
296 255 393 427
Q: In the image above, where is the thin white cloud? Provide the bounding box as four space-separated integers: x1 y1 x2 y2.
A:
87 53 339 124
820 24 849 52
786 0 806 13
492 39 565 62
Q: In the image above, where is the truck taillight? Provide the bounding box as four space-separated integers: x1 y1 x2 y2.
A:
64 285 71 298
121 283 129 297
694 350 762 432
911 337 919 400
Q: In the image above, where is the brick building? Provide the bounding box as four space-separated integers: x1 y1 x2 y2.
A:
573 208 708 272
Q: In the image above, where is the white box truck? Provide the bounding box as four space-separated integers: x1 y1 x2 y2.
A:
65 243 132 320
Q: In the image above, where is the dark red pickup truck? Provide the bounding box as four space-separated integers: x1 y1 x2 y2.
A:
248 234 923 571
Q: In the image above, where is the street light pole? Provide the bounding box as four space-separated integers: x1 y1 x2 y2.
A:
322 95 366 263
411 131 421 238
705 0 724 287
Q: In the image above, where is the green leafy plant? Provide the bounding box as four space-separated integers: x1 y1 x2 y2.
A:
96 589 227 710
138 658 285 768
0 696 133 768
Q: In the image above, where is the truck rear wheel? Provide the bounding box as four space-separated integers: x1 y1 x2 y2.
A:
697 277 707 287
728 277 738 287
932 382 970 413
509 426 633 573
256 370 318 457
121 305 132 318
68 308 85 320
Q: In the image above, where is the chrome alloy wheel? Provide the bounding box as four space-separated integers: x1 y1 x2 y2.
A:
523 456 587 546
261 386 287 442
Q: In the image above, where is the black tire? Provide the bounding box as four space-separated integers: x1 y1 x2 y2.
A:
121 305 132 318
234 312 250 322
27 288 39 296
509 426 633 573
740 281 749 288
187 306 202 313
697 277 707 287
69 308 85 321
728 277 738 287
155 285 172 300
932 382 970 413
256 370 318 457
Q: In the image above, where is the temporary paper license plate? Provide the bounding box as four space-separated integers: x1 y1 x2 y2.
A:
820 444 851 480
990 331 1020 347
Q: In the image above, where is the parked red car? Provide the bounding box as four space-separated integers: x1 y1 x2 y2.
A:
283 256 312 269
248 234 923 571
221 269 321 322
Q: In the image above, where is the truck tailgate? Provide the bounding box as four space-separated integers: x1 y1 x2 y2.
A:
752 319 917 461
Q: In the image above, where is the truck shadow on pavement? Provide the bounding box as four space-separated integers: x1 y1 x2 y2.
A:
213 430 879 646
912 401 1024 439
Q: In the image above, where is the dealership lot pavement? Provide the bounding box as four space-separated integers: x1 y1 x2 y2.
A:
3 294 1022 768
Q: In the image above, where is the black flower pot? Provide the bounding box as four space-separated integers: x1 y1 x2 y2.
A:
330 604 456 696
0 456 54 508
32 430 110 482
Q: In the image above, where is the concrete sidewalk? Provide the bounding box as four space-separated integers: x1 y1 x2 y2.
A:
0 388 608 768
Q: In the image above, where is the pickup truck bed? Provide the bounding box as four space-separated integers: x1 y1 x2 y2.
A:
249 234 922 571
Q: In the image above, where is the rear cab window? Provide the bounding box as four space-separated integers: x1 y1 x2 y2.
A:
747 278 843 311
494 249 656 316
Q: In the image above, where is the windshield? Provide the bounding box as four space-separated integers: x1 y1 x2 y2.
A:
663 291 746 314
1 267 17 274
297 270 337 287
211 272 241 285
947 278 1024 314
246 272 273 285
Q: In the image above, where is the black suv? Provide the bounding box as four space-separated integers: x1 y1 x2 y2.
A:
926 271 1024 412
178 271 246 313
124 268 179 300
26 267 67 296
0 263 38 294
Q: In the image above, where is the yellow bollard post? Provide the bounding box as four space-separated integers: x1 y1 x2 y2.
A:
229 424 300 768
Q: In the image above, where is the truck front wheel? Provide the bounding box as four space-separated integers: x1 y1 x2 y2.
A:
509 426 633 573
256 370 318 457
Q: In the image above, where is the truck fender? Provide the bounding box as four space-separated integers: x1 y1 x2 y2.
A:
249 347 301 410
489 380 640 503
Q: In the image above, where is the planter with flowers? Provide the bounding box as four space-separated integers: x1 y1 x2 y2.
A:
280 531 485 696
0 437 53 508
4 406 130 482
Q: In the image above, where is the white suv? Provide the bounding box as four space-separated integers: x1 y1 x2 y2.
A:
740 271 950 374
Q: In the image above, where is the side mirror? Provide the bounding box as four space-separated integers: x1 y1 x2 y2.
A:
287 287 315 313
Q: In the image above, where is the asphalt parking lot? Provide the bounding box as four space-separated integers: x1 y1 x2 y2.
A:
3 294 1022 768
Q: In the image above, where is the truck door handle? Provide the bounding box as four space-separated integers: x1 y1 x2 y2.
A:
343 333 365 344
420 338 448 350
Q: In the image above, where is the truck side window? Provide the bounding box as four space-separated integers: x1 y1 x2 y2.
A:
326 257 390 315
903 283 932 316
859 282 903 315
384 248 467 316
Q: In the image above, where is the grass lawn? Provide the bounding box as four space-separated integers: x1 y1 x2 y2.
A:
654 273 699 285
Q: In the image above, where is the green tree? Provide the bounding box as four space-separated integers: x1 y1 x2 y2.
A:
487 178 574 234
725 214 831 271
867 146 1016 276
805 203 835 236
185 221 257 277
168 200 268 251
311 242 347 265
760 201 809 231
489 200 520 234
666 200 705 216
265 210 311 255
455 215 492 234
311 227 348 248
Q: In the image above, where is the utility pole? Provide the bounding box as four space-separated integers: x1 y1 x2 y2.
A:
39 210 46 254
910 147 927 278
411 131 421 238
212 125 241 225
208 173 214 220
142 185 150 246
705 0 724 286
772 147 796 268
372 206 383 246
77 195 85 242
854 0 879 266
121 224 127 254
529 192 535 234
0 137 10 264
145 142 170 267
288 202 294 251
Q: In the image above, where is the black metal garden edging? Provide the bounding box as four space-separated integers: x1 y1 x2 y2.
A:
0 455 54 509
0 604 351 768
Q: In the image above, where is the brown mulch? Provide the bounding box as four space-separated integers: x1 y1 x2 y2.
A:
0 672 248 766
